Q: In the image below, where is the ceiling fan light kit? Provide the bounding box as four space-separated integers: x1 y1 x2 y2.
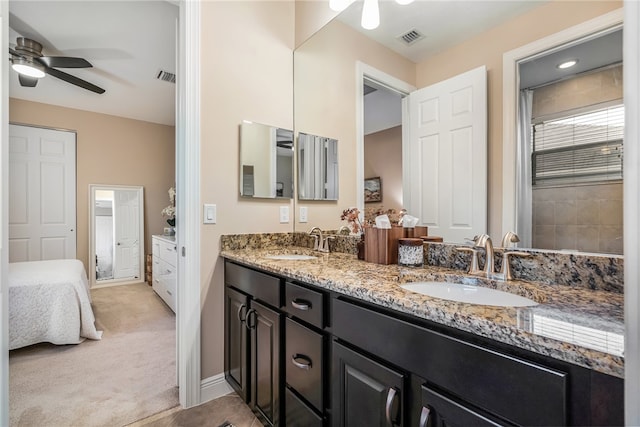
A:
9 36 105 94
333 0 413 31
11 57 45 78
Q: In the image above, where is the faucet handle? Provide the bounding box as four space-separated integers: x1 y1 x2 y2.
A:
456 246 482 274
500 250 530 280
500 231 520 249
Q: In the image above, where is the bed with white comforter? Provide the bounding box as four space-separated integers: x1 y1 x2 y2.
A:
9 259 103 350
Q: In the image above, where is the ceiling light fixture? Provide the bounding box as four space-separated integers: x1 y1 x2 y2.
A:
11 57 45 78
331 0 413 31
361 0 380 30
557 59 578 69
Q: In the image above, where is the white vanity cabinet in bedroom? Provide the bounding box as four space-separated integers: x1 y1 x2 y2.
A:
152 235 177 313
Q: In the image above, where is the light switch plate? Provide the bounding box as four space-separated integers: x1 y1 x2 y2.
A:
279 206 290 223
299 206 308 223
203 204 216 224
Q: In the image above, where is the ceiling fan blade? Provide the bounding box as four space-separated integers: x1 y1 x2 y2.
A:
9 47 25 59
18 74 38 87
45 67 105 94
38 56 93 68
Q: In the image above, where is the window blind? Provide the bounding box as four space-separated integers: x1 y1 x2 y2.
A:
532 104 624 185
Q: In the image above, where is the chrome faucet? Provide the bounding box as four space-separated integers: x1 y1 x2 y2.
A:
308 227 323 251
474 234 495 275
337 225 351 235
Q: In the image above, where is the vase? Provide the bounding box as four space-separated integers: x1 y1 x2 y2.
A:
167 218 175 227
357 234 365 260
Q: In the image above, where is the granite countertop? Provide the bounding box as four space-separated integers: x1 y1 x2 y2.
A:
220 246 624 378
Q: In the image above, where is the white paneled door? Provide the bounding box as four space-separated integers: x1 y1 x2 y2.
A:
406 66 487 242
113 189 140 280
8 124 76 262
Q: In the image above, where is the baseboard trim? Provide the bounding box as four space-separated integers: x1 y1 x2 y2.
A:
200 373 233 404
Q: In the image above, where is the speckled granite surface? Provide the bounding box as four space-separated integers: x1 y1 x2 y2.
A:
220 243 624 378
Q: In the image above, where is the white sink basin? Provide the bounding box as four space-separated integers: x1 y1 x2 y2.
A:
400 281 538 307
265 254 317 260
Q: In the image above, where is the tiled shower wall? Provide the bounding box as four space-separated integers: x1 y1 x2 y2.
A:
532 182 623 254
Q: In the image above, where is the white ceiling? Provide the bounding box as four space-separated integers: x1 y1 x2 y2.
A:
337 0 545 63
9 1 178 126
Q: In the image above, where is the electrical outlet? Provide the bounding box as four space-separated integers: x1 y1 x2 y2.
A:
299 206 308 223
280 206 290 223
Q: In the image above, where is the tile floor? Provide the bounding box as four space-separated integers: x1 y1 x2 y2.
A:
128 393 260 427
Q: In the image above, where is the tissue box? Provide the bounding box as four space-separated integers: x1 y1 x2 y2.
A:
364 225 404 265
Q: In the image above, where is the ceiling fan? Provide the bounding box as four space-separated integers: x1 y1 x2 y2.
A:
9 37 105 94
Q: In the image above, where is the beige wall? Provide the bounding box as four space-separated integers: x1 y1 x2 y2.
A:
415 0 622 239
295 0 339 48
9 98 175 274
364 126 403 213
294 19 415 230
532 64 623 119
200 1 295 378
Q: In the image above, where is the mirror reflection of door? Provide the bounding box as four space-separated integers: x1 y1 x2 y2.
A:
363 78 405 222
90 185 144 287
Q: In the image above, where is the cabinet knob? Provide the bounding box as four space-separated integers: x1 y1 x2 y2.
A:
418 406 431 427
291 299 311 311
385 387 399 426
291 354 312 370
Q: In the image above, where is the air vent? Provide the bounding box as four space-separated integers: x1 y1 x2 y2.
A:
156 69 176 84
398 29 425 46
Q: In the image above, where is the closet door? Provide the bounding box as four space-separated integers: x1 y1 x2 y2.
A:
8 124 76 262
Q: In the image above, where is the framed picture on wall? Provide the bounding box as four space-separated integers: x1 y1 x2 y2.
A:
364 177 382 203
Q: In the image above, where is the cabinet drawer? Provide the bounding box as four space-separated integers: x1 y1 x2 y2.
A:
158 239 177 266
285 388 323 427
332 298 567 426
285 282 324 328
286 318 324 412
225 261 281 308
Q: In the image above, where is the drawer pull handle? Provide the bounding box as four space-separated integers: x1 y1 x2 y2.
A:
418 406 430 427
385 387 399 426
237 304 247 323
291 299 311 311
291 354 312 370
166 290 172 296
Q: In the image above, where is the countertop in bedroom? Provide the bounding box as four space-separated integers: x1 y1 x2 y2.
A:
220 246 624 378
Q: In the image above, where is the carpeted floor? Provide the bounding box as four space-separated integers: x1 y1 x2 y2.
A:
9 282 178 427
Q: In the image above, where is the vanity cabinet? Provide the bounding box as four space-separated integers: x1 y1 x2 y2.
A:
224 261 283 426
151 235 177 312
223 260 623 427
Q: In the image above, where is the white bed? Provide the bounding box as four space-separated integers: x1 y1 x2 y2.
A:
9 259 103 350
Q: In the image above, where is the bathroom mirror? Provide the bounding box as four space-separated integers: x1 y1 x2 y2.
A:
240 120 294 199
298 132 339 200
293 1 623 254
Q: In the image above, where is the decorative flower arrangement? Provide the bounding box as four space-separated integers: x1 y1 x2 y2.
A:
340 207 364 234
161 186 176 227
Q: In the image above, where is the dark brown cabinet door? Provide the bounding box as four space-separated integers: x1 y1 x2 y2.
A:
332 341 405 427
418 386 511 427
249 300 282 426
224 287 249 401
